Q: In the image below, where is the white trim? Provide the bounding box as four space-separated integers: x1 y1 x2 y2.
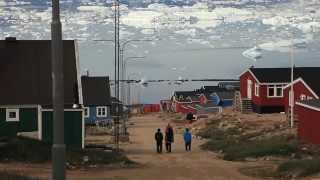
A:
247 79 252 99
37 105 42 140
283 78 303 89
96 106 107 117
75 40 84 105
84 107 90 118
254 83 260 97
6 108 19 122
239 69 261 84
267 84 284 98
296 102 320 112
283 78 319 99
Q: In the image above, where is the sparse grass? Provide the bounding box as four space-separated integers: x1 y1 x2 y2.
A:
0 137 134 167
198 116 298 161
0 171 41 180
277 158 320 177
223 136 298 161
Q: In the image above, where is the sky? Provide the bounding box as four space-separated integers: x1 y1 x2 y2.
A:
1 0 320 103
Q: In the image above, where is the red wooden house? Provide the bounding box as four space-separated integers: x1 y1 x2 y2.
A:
171 91 198 114
295 100 320 145
240 67 290 113
240 67 320 114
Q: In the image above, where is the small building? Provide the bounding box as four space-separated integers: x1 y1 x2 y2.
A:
0 38 84 148
171 91 195 114
240 66 320 114
81 76 112 126
240 67 291 113
295 100 320 145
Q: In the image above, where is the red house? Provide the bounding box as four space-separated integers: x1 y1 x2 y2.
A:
295 100 320 145
240 67 290 113
240 67 320 114
240 67 320 113
171 91 198 114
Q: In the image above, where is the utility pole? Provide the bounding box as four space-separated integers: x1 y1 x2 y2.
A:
114 0 120 151
51 0 65 179
290 38 294 128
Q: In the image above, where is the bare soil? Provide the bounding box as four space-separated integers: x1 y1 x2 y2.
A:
0 113 259 180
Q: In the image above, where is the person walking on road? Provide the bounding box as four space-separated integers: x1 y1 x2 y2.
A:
165 123 174 153
184 128 192 151
155 128 163 153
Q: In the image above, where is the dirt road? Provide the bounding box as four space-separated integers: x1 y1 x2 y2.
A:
66 114 258 180
0 114 259 179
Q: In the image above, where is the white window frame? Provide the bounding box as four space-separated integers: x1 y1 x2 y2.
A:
96 106 107 117
254 83 260 97
6 108 19 122
267 84 284 98
84 107 90 118
300 94 306 101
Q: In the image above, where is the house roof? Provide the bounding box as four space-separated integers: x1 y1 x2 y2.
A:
248 67 320 85
202 86 227 92
81 76 111 106
0 39 79 106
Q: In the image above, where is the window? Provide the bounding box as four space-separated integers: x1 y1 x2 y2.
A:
254 84 260 97
267 85 284 97
84 107 89 118
96 106 107 117
300 94 306 101
6 109 19 122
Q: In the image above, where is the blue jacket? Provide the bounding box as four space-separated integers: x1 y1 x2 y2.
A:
184 131 192 143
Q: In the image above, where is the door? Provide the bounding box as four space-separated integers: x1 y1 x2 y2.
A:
247 79 252 99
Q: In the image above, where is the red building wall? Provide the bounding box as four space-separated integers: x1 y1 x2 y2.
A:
174 101 195 114
296 105 320 145
283 81 316 113
240 71 285 106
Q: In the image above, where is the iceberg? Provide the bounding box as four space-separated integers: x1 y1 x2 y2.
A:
242 46 262 61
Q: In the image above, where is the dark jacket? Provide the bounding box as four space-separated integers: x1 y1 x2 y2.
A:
165 126 174 143
155 131 163 143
